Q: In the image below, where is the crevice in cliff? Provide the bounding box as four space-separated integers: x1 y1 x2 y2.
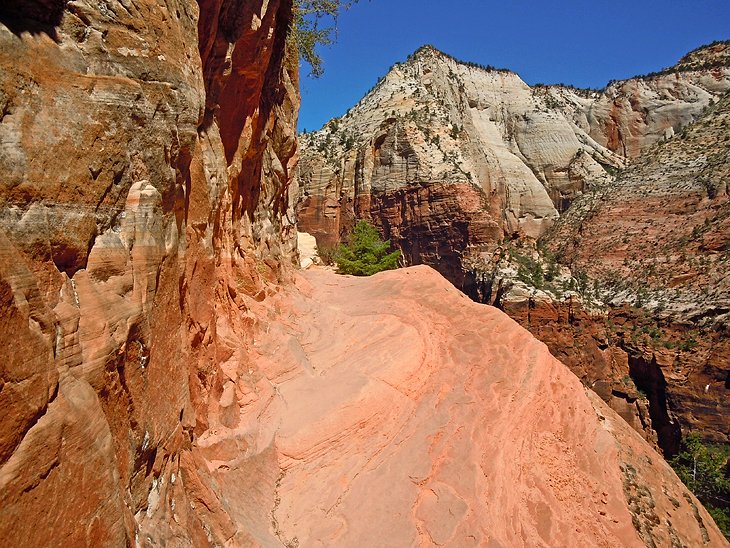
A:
234 0 293 222
620 462 660 548
626 352 681 456
270 469 296 547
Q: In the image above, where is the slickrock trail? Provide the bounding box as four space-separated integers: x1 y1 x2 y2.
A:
241 265 725 547
2 2 726 544
297 42 730 451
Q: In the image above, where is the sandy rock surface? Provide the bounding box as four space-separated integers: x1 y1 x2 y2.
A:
239 265 726 547
0 0 299 543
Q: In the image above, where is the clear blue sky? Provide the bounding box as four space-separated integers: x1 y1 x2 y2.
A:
298 0 730 132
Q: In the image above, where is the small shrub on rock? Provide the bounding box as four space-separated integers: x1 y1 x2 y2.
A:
671 432 730 540
334 220 401 276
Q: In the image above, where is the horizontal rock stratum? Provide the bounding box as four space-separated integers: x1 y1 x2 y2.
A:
242 265 726 547
297 41 730 457
298 42 730 253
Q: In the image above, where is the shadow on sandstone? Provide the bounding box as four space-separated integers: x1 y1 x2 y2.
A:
0 0 66 40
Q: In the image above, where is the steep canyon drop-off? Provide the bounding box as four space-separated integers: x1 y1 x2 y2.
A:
298 44 730 454
0 3 728 547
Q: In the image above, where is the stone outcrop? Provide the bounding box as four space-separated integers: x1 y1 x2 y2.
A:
0 0 299 544
251 265 726 547
542 90 730 447
298 42 730 453
298 42 730 264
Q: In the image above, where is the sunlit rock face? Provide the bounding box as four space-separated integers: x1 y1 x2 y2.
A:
1 1 728 544
245 265 727 548
297 42 730 455
545 91 730 448
0 0 299 543
298 42 729 284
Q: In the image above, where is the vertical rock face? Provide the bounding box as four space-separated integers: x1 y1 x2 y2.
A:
544 91 730 447
0 0 298 544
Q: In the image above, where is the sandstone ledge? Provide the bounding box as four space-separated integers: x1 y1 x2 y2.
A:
234 265 726 547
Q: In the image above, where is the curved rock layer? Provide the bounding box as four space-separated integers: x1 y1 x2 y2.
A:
0 0 298 544
246 266 726 547
298 42 730 451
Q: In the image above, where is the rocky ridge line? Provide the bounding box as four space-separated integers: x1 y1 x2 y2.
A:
297 41 730 452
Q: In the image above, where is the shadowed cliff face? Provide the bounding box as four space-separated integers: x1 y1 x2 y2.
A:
0 0 298 544
0 0 67 38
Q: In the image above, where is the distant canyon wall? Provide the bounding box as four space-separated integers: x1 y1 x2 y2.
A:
298 43 730 258
297 42 730 451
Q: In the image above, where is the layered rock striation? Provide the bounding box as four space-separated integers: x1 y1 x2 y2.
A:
298 43 730 275
298 42 730 453
248 265 727 547
0 0 299 544
542 90 730 447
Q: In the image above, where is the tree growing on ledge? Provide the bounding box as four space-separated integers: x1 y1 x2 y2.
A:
671 432 730 540
335 220 401 276
293 0 359 77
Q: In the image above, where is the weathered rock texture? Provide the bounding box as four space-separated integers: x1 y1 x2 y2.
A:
541 89 730 448
1 2 728 544
298 42 730 452
298 42 730 274
0 0 299 544
251 265 726 547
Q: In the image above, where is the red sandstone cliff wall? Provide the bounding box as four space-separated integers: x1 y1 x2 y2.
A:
0 1 298 544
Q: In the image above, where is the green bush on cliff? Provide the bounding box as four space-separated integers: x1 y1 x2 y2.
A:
671 433 730 540
334 220 401 276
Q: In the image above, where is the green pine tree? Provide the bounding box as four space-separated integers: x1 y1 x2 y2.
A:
671 432 730 540
334 220 401 276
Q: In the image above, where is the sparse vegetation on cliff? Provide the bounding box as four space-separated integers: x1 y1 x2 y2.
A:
334 220 401 276
293 0 359 77
671 433 730 540
407 45 511 73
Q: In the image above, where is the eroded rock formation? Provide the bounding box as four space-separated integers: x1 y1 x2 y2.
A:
250 265 726 547
543 90 730 448
0 0 298 544
298 42 730 453
298 42 730 260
